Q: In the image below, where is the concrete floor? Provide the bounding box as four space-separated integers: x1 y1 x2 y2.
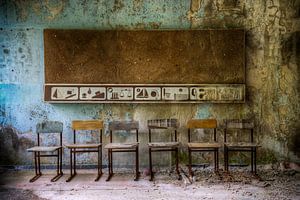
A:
0 167 299 200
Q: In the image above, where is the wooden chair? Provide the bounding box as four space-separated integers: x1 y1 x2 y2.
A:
187 119 221 177
148 119 180 181
105 121 139 181
224 119 260 174
65 120 103 182
27 121 63 182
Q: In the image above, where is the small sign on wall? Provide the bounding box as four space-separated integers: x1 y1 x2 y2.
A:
44 84 245 103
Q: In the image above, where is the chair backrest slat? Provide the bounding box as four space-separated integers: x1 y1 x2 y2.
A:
109 121 139 131
36 121 63 133
72 120 103 130
147 119 179 129
225 119 254 129
187 119 217 129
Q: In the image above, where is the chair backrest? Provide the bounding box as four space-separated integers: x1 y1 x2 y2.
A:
147 119 179 142
36 121 63 146
108 121 139 143
187 119 217 142
224 119 254 143
187 119 217 129
72 120 103 144
109 121 139 131
72 120 104 130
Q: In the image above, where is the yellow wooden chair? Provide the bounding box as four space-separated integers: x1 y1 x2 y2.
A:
65 120 103 182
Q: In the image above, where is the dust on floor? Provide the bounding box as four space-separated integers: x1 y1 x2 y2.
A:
0 167 299 200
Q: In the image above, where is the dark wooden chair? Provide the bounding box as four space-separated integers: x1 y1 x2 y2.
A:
224 119 260 174
148 119 180 181
187 119 221 177
105 121 139 181
27 121 63 182
65 120 103 182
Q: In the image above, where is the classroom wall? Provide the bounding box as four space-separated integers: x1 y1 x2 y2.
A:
0 0 299 167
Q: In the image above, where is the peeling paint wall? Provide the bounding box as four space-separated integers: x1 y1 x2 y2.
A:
0 0 299 167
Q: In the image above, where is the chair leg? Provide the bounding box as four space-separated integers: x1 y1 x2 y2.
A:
30 152 42 182
134 147 139 181
254 148 257 175
224 147 228 172
216 149 219 171
57 149 59 174
175 148 181 180
111 150 113 174
99 146 102 174
95 146 102 181
106 149 113 181
251 147 254 173
214 149 217 172
37 152 42 175
188 148 193 177
149 148 153 181
51 149 63 182
66 148 76 182
60 148 63 175
73 148 76 175
34 152 38 174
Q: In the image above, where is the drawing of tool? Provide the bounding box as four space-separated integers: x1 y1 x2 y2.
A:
151 90 157 97
53 89 58 98
137 88 148 98
52 88 64 99
92 91 105 98
112 92 119 99
65 93 76 99
127 89 132 97
191 88 196 97
120 89 125 97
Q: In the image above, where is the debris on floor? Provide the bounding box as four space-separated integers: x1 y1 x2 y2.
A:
0 166 299 200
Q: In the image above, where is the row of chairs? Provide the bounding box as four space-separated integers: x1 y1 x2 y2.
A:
27 119 259 182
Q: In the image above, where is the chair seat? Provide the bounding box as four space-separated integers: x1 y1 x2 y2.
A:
105 142 138 149
225 142 260 148
27 146 61 152
148 142 180 148
65 143 102 148
188 142 221 149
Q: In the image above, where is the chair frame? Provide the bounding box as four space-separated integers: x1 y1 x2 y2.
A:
28 121 63 182
187 119 220 177
66 120 103 182
224 120 258 174
106 121 139 181
148 119 180 181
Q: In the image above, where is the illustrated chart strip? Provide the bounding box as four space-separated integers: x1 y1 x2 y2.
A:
44 84 245 103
